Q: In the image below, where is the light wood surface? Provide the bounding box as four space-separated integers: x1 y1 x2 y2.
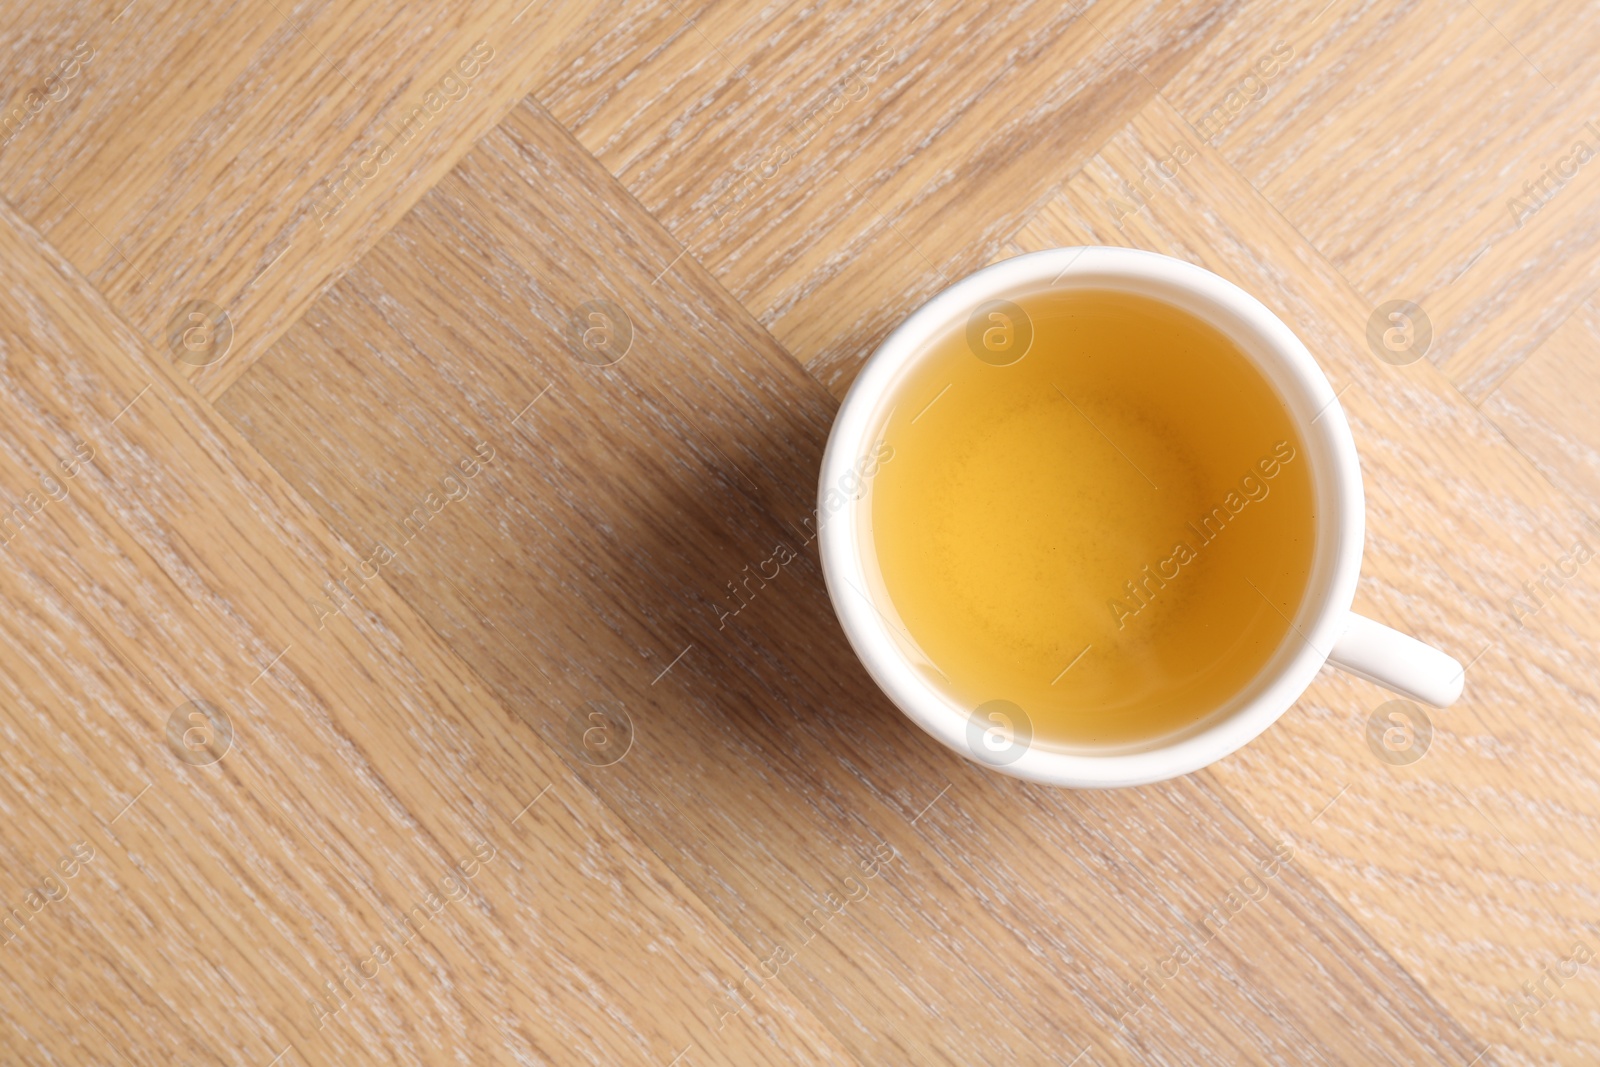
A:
1 1 1596 1064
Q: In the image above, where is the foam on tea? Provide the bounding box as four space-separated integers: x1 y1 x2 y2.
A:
867 288 1316 749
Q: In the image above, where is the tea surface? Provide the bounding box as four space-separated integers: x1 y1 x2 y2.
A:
869 288 1316 749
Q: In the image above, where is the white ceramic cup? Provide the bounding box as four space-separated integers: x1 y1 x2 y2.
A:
818 246 1463 788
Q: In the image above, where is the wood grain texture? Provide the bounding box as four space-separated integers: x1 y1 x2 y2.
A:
1482 296 1600 513
2 0 1599 1062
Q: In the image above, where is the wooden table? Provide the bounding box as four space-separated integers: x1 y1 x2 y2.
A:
1 0 1596 1063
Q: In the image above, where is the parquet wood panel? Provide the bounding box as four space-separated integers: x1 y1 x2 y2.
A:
2 0 1598 1062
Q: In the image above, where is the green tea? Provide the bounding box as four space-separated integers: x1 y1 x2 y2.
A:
868 288 1316 749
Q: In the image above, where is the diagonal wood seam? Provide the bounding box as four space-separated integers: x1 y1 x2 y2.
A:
0 194 862 1064
187 33 562 402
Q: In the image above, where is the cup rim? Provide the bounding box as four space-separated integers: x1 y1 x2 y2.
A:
817 246 1365 787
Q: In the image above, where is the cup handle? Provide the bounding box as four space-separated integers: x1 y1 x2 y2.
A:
1326 612 1464 707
